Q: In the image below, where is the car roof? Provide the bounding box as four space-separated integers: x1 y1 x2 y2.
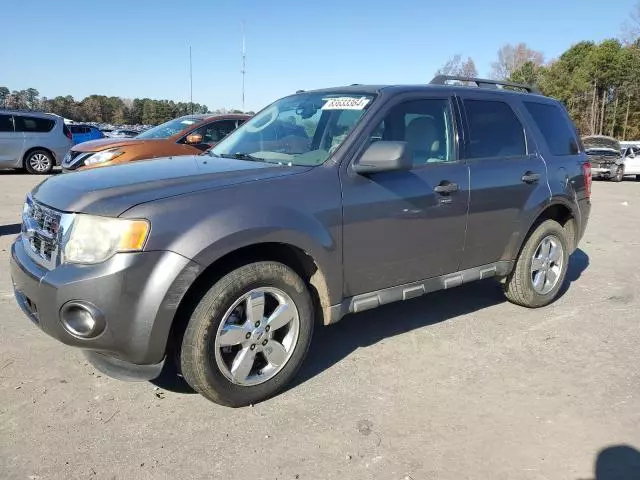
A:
300 82 550 101
0 109 62 119
179 113 251 121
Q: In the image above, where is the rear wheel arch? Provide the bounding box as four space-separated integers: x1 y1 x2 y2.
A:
521 201 577 256
23 146 55 165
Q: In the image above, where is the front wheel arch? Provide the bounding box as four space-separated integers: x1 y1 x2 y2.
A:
165 242 332 370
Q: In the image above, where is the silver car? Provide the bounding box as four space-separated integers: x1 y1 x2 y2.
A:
0 110 73 174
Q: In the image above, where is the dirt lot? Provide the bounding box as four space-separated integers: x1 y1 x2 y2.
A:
0 172 639 480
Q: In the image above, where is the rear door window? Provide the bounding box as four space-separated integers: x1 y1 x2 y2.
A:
523 101 580 155
0 114 14 132
14 116 55 133
462 99 526 159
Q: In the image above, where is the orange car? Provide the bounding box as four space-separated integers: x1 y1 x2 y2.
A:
61 114 250 171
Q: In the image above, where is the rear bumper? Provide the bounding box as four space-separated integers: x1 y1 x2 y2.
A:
576 197 591 248
10 237 202 378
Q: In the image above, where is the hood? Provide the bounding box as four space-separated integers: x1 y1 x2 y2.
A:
71 137 159 152
32 155 311 216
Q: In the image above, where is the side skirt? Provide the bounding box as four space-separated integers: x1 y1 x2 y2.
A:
324 261 513 325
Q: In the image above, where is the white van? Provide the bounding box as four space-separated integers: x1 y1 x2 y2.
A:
0 110 73 174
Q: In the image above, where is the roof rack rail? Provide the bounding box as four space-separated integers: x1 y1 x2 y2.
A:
429 75 540 94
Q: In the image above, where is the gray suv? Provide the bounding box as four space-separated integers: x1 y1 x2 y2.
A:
0 109 73 174
10 76 592 406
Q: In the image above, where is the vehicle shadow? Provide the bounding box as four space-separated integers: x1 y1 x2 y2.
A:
577 444 640 480
0 223 21 237
154 249 589 397
292 248 590 390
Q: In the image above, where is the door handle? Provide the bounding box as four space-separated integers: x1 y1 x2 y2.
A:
434 182 459 194
521 172 541 184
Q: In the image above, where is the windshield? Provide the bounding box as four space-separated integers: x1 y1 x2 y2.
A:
136 117 200 139
210 92 375 166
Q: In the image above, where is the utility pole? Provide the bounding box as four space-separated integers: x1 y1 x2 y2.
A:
189 45 193 114
241 21 246 112
623 93 631 140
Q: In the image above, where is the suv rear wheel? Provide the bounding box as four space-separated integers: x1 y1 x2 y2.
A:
180 261 314 407
24 149 54 174
504 219 569 308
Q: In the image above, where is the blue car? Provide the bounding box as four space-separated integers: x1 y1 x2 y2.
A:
69 124 104 145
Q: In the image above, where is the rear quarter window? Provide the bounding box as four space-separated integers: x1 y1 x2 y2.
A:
15 116 55 133
523 101 579 156
0 114 13 132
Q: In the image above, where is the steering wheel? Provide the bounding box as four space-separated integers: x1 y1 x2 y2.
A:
244 106 279 133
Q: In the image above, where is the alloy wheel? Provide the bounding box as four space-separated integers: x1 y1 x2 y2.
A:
530 234 564 295
214 287 300 386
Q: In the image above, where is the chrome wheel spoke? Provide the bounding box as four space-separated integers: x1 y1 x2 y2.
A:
230 347 256 381
263 340 287 367
548 243 562 263
533 270 546 291
531 257 545 272
267 303 294 331
546 267 558 286
540 238 551 258
218 324 250 346
246 291 265 324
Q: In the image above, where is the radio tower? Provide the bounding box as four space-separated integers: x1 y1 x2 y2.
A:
241 21 246 112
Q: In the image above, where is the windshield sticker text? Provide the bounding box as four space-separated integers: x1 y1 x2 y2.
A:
321 97 370 110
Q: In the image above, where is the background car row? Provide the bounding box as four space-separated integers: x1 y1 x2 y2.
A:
0 109 249 174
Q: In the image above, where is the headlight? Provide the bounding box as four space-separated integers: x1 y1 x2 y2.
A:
84 148 124 166
63 215 150 264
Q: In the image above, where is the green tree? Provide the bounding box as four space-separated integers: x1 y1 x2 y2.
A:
0 86 10 107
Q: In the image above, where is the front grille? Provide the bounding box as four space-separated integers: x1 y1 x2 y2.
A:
63 150 88 169
21 196 69 269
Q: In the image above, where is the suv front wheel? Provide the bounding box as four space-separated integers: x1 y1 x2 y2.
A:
504 219 569 308
180 261 314 407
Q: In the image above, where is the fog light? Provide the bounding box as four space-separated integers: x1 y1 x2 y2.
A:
60 301 105 338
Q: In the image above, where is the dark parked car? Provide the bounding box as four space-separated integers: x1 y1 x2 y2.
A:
10 76 591 407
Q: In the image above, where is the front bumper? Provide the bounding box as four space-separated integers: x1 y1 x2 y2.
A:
591 165 616 177
10 237 201 380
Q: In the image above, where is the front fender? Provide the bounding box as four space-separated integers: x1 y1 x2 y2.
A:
123 168 344 306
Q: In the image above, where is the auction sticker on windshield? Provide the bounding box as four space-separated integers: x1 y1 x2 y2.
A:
322 97 370 110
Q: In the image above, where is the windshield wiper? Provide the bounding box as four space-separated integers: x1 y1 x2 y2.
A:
218 152 265 162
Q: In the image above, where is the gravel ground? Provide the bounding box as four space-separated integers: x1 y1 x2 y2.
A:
0 172 639 480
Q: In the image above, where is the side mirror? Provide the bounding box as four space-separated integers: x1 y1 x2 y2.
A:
186 133 204 144
353 141 412 174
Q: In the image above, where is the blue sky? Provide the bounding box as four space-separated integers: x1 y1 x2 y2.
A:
1 0 635 112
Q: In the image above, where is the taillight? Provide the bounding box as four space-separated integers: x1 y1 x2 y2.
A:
582 162 592 199
63 125 72 140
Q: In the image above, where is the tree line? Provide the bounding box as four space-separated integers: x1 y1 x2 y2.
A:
0 88 252 125
438 3 640 140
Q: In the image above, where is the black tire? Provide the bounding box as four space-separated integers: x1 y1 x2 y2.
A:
636 174 640 182
180 261 314 407
504 219 569 308
24 149 54 175
611 165 624 182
